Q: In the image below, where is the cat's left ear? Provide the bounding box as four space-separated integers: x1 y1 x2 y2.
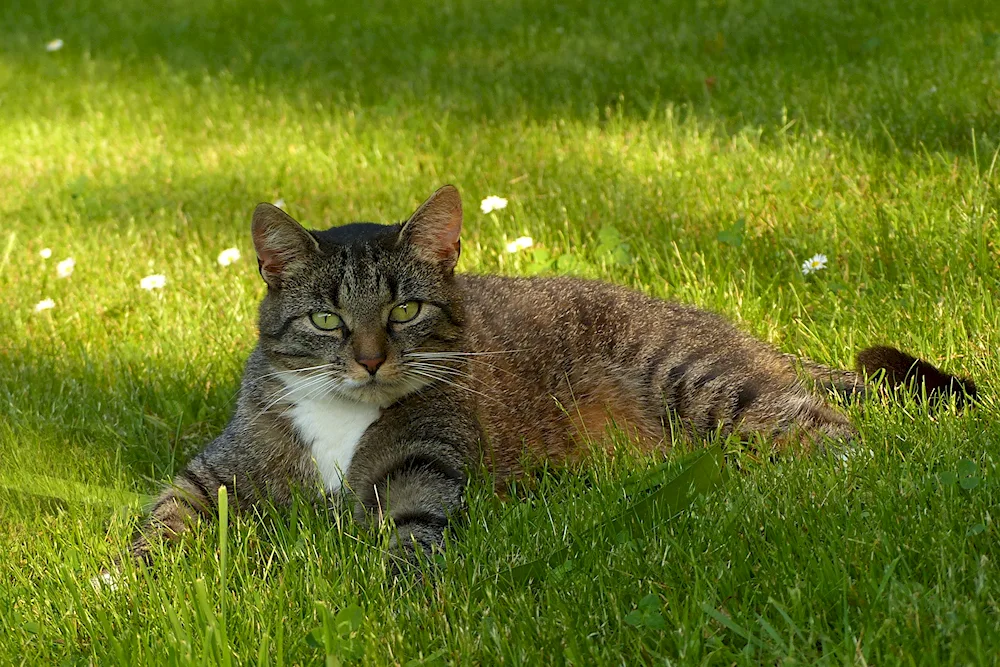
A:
399 185 462 274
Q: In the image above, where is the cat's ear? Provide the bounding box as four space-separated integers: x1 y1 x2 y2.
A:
251 203 319 288
399 185 463 273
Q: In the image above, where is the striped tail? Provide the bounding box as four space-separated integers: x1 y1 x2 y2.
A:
791 346 977 406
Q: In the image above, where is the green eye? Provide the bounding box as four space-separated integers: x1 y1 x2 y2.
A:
389 301 421 323
309 312 343 331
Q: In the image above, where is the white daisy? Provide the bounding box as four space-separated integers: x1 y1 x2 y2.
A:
505 236 534 253
90 571 120 592
801 253 828 275
217 247 241 267
40 248 52 259
56 257 75 278
480 195 508 214
34 298 55 312
140 274 167 290
45 39 64 52
273 198 286 210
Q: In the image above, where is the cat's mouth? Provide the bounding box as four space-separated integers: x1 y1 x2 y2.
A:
279 361 436 407
338 369 426 406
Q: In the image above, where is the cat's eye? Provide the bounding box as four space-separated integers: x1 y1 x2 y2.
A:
309 312 343 331
389 301 421 323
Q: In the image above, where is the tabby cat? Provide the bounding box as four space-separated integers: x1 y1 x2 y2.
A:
131 185 976 562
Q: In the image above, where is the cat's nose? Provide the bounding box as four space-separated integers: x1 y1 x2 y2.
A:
356 355 385 375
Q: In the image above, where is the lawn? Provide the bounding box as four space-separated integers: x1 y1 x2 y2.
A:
1 0 999 663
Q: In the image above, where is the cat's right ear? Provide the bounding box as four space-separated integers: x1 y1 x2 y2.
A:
251 204 319 288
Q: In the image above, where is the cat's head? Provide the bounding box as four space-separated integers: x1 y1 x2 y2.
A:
251 186 465 405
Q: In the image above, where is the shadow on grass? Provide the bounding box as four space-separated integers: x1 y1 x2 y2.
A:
0 337 243 493
3 0 999 154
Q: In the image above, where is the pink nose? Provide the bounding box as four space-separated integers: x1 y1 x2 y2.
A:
357 356 385 375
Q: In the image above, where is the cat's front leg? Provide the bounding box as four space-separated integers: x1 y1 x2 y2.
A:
129 452 233 562
128 426 301 563
90 451 235 590
345 399 477 563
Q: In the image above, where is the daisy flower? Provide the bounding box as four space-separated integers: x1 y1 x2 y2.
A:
140 274 167 290
56 257 75 278
217 247 241 267
90 571 120 592
45 39 64 52
34 298 55 312
40 248 52 259
480 195 508 214
801 253 828 275
505 236 534 253
273 198 286 210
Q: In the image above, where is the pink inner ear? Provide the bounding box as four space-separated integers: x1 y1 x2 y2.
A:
417 218 461 265
402 186 464 269
252 228 285 275
250 202 318 285
256 246 284 274
435 216 462 258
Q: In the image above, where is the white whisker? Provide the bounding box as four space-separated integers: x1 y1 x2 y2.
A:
403 368 505 408
407 348 529 358
276 375 347 420
250 372 337 426
405 361 487 386
406 353 523 380
405 361 473 376
256 362 339 381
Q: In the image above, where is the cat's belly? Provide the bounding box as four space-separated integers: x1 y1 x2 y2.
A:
279 375 381 492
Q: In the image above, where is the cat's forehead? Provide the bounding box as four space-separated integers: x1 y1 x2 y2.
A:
312 222 403 297
311 221 401 249
297 220 434 305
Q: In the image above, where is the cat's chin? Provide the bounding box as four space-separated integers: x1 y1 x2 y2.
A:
335 377 426 407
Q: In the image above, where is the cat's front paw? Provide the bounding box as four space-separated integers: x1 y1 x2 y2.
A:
386 528 444 577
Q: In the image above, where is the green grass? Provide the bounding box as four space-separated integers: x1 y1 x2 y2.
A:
2 0 999 663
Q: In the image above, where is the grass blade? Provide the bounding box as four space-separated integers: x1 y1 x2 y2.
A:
756 613 789 653
218 485 232 667
0 232 15 277
479 444 726 596
0 472 149 508
701 603 770 651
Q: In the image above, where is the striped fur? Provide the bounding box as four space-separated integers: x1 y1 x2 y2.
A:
131 186 976 563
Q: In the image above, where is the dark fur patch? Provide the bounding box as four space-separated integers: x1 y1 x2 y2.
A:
690 359 730 391
856 345 977 406
392 510 449 529
734 381 761 418
177 470 219 515
642 348 671 391
665 358 695 388
312 222 400 248
384 453 466 485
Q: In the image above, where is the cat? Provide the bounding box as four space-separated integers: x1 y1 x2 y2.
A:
130 185 976 563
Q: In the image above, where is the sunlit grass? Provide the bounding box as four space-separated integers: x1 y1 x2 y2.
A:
1 0 998 663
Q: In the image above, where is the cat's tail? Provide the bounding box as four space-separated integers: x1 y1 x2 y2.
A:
788 346 977 406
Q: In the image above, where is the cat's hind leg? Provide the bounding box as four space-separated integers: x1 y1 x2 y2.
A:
735 388 858 452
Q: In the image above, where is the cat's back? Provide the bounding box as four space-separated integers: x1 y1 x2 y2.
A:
458 273 727 353
453 274 788 475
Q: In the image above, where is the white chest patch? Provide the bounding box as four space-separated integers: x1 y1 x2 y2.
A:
279 374 381 493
